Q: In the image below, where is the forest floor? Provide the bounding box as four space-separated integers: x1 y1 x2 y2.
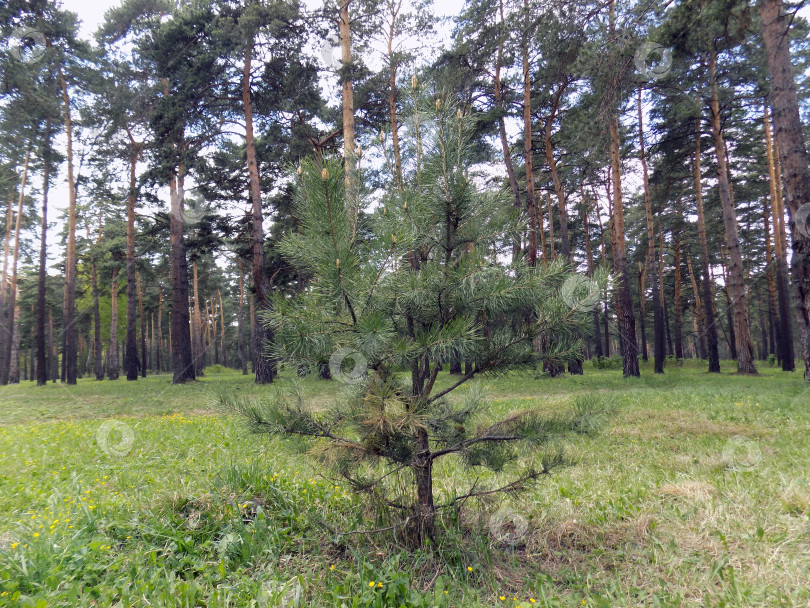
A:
0 360 808 607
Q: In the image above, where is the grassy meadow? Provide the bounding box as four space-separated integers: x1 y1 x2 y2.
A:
0 360 808 607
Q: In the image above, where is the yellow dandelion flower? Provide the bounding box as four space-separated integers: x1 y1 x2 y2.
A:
369 581 375 587
467 566 473 572
10 543 18 549
330 565 335 571
499 597 506 601
33 533 39 538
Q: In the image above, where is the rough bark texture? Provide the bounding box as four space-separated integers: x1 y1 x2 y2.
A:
137 271 147 377
609 104 639 376
638 91 664 373
759 0 810 379
521 0 538 269
169 165 195 384
693 120 721 372
57 64 78 385
36 121 51 387
708 50 757 373
243 43 275 384
125 148 139 381
192 263 204 376
495 0 522 261
764 103 795 371
0 149 28 385
339 0 358 233
108 268 120 380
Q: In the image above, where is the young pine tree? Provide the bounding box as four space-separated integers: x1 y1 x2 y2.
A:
226 104 606 545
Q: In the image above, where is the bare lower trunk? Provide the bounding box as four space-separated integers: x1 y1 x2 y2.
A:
709 50 756 373
36 121 51 386
638 91 664 373
759 0 810 379
243 42 274 384
170 164 195 384
108 268 120 380
521 0 538 268
57 63 78 385
138 271 146 377
339 0 358 232
125 150 139 380
693 120 721 372
1 149 29 385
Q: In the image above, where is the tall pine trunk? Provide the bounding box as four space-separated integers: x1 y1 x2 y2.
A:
0 149 29 385
495 0 521 261
56 64 78 385
169 162 195 383
137 271 146 377
339 0 358 232
759 0 810 379
708 50 756 373
638 91 664 373
521 0 538 268
125 147 139 380
108 268 120 380
36 120 52 386
243 42 274 384
693 119 721 372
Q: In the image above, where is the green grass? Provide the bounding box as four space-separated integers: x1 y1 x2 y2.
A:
0 360 808 607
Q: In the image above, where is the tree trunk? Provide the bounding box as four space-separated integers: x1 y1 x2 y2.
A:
108 268 120 380
763 108 781 359
638 259 649 362
238 260 247 374
544 87 570 260
9 305 20 383
192 263 204 375
638 90 664 373
1 148 29 385
693 118 721 372
48 307 56 383
36 120 51 387
218 290 226 368
90 216 104 380
0 193 12 352
764 106 796 371
243 42 275 384
759 0 810 379
708 50 757 373
495 0 522 261
339 0 359 232
386 1 403 189
582 189 603 359
521 0 538 269
169 160 195 383
157 290 163 373
609 96 639 376
673 200 684 360
56 64 78 385
137 271 146 377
